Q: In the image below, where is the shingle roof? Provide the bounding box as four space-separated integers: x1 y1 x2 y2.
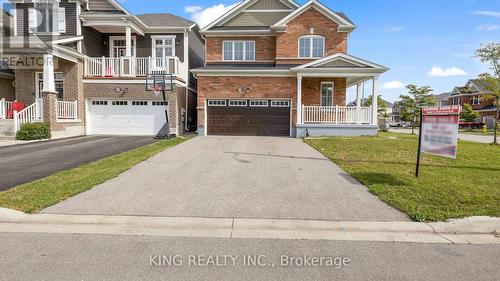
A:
434 92 451 101
469 78 500 93
137 13 194 28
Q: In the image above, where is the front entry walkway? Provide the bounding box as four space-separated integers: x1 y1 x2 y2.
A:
43 136 409 221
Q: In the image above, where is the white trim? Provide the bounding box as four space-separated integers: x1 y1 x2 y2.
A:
51 36 84 45
293 53 389 70
109 36 136 57
229 100 248 107
249 100 269 107
83 79 186 87
12 8 17 36
320 81 334 106
222 40 256 61
207 100 227 106
243 9 294 13
151 35 176 58
298 35 325 59
272 1 355 33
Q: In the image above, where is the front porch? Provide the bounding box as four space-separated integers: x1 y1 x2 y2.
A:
292 53 387 137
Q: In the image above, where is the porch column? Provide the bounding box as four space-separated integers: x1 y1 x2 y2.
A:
125 26 132 57
371 76 378 126
356 83 362 124
297 76 303 124
42 54 56 94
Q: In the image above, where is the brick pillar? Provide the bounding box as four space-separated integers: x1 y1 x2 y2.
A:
42 91 58 131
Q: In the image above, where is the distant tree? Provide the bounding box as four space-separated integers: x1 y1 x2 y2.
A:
363 95 387 114
399 85 436 134
460 104 480 131
475 43 500 145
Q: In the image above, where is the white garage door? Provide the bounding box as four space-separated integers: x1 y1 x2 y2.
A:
88 100 168 136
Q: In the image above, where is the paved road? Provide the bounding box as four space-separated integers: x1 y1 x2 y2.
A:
389 128 494 143
0 136 157 191
43 136 408 221
0 233 498 281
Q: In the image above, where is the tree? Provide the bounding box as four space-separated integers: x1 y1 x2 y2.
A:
363 95 387 114
475 43 500 145
399 84 436 134
460 104 480 131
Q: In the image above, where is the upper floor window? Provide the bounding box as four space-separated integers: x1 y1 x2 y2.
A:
152 36 175 58
223 41 255 61
299 36 324 58
471 95 481 105
29 0 66 34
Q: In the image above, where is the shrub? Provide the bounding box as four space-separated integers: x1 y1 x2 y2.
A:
16 122 51 140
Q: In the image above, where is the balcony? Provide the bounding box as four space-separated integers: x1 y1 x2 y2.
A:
84 57 187 79
302 105 372 124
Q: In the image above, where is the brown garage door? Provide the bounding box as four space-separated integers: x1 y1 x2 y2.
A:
207 99 290 136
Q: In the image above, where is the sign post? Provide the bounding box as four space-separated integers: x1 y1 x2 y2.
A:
416 105 461 177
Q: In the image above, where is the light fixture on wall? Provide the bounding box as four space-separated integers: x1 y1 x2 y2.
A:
310 27 315 34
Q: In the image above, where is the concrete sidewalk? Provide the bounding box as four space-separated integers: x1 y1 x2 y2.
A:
1 208 498 244
389 128 494 143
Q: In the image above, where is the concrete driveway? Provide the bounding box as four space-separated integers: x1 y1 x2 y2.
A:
43 136 408 221
0 136 157 191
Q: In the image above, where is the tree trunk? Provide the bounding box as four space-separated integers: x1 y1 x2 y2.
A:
411 115 416 134
494 107 499 145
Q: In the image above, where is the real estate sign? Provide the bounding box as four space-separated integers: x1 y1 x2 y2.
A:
420 106 461 159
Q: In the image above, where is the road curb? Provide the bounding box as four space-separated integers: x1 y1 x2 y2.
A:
0 210 498 244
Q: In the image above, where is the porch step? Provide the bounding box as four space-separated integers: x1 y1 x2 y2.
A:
0 119 15 136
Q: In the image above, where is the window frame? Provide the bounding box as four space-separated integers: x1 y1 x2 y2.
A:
208 100 227 106
151 35 176 58
249 100 269 107
471 95 481 105
298 35 325 59
222 40 256 61
320 82 334 107
271 100 290 107
229 100 248 107
30 1 65 35
109 36 137 58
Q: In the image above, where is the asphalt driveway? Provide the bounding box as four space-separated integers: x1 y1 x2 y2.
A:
43 136 409 221
0 136 157 191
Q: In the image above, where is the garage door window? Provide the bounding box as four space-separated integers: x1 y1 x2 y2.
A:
152 101 167 106
271 100 290 107
208 100 227 106
229 100 247 107
132 101 148 106
250 100 269 107
92 101 108 106
112 101 128 106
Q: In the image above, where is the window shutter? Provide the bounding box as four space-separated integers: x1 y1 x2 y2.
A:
58 7 66 33
28 8 35 33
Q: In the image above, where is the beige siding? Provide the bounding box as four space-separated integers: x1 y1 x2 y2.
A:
247 0 294 10
315 60 362 68
224 11 291 26
88 0 120 11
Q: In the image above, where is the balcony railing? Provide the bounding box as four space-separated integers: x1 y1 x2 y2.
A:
0 99 15 119
84 56 186 79
56 100 78 121
302 105 372 124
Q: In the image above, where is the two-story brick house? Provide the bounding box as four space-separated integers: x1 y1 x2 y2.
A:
1 0 204 138
192 0 389 137
449 78 500 128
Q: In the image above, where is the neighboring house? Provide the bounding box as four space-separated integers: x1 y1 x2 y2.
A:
0 10 16 102
347 97 393 118
390 101 402 123
448 79 500 127
192 0 388 137
0 0 204 138
434 92 450 107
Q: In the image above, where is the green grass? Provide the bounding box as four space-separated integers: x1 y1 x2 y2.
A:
0 137 188 213
305 132 500 221
459 130 495 136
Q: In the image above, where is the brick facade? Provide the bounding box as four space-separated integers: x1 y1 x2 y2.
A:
0 77 15 101
276 8 348 64
302 78 347 106
206 36 276 62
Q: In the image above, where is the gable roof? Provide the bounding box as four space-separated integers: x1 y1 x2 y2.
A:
137 13 194 28
271 0 355 33
292 53 388 71
203 0 300 32
86 0 131 15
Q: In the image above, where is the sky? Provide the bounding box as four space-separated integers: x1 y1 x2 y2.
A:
3 0 500 102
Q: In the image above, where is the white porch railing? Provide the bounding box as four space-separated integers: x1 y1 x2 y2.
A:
56 100 78 120
84 56 186 79
13 102 43 132
0 99 15 119
302 105 372 124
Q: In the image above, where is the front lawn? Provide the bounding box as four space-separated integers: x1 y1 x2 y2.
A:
306 133 500 221
0 137 187 213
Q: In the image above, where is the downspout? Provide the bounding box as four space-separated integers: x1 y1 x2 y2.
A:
184 28 190 132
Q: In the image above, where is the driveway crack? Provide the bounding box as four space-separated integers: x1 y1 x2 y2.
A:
426 222 454 244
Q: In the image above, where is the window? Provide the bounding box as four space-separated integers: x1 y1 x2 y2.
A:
250 100 268 107
37 72 64 100
132 101 148 106
223 41 255 61
471 95 481 105
299 36 325 58
208 100 227 106
320 82 333 106
29 0 65 34
110 37 136 57
152 36 175 58
112 101 128 106
229 100 248 107
92 101 108 106
271 100 290 107
152 101 168 106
